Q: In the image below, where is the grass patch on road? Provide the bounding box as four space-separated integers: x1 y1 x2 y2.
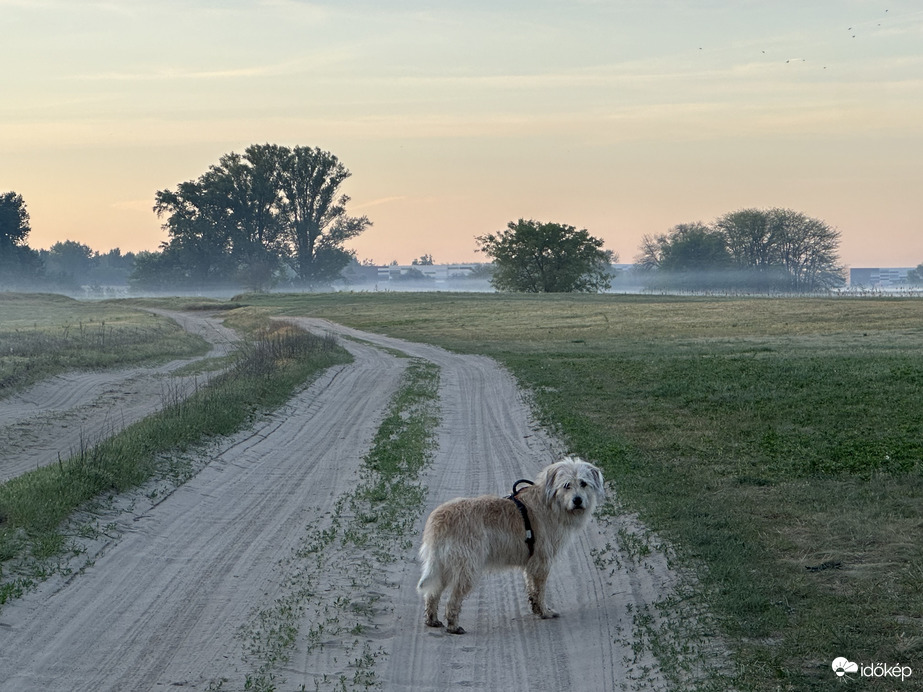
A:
0 293 210 398
0 318 351 607
242 291 923 691
240 358 440 692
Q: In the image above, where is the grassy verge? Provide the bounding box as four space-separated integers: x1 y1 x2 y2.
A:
238 358 440 692
0 293 210 397
0 318 351 607
240 291 923 690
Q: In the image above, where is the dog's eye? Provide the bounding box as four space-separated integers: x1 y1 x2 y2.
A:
579 480 587 488
563 482 572 490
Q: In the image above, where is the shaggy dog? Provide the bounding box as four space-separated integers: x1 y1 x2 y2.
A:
417 456 604 634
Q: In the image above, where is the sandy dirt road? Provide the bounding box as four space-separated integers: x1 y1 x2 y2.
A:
0 317 677 691
0 310 239 483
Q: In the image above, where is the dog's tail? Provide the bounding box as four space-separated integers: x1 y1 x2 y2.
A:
417 540 442 596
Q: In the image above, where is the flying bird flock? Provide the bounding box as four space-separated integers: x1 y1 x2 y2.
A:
697 7 895 74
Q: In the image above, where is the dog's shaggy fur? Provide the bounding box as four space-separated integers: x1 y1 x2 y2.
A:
417 456 604 634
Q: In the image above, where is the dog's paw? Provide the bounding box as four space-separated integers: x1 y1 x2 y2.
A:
425 617 444 628
446 624 467 634
530 597 559 619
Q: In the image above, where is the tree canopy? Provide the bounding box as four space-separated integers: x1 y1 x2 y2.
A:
476 219 615 293
0 191 31 251
637 208 844 292
143 144 371 291
0 191 42 286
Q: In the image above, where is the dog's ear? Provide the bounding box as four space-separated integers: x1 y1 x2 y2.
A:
537 463 562 503
587 464 605 500
574 460 604 499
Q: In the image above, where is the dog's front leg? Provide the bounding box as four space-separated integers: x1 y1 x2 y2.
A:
524 565 559 619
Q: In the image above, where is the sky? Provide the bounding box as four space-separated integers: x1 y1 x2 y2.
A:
2 0 921 268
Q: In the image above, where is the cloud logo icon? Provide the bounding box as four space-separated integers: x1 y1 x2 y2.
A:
832 657 859 677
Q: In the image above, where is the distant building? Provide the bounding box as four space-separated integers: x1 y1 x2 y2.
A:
849 268 913 288
376 264 480 282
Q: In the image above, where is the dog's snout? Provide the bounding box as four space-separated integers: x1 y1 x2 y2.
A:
573 496 583 507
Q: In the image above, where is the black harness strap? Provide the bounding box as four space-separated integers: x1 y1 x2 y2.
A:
507 479 536 558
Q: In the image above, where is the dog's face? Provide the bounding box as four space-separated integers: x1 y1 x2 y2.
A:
538 456 605 516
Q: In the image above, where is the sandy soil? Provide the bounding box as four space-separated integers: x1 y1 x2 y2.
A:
0 310 239 483
0 316 681 691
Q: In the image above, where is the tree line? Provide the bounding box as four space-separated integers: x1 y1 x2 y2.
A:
636 208 846 292
0 192 135 291
5 143 916 295
473 210 849 294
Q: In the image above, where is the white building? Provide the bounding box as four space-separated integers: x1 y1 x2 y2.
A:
377 264 479 282
849 268 913 288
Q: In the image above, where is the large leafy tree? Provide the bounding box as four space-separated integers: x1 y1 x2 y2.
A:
638 208 844 292
476 219 615 293
717 208 844 290
148 144 370 290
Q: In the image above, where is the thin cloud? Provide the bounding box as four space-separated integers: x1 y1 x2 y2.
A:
353 196 407 210
72 49 353 82
75 63 287 82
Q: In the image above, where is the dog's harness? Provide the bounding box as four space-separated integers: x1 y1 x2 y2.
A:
506 479 536 558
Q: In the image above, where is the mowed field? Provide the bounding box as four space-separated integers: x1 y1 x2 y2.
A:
243 291 923 689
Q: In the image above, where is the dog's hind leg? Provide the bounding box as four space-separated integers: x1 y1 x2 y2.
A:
424 589 444 628
444 569 476 634
524 565 559 619
418 546 445 628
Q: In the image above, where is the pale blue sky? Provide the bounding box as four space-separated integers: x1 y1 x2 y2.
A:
2 0 921 266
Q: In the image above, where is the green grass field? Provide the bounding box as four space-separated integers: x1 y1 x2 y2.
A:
240 291 923 690
0 293 210 397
